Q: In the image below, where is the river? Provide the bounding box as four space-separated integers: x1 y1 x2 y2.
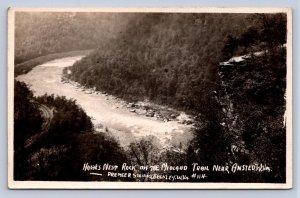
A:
16 56 194 149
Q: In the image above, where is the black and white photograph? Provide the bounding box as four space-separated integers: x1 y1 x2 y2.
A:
7 8 292 189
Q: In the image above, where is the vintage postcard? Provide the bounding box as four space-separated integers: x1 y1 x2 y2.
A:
8 7 292 189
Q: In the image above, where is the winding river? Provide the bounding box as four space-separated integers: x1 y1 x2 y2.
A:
16 56 194 149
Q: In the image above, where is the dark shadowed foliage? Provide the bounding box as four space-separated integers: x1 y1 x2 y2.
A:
14 82 129 181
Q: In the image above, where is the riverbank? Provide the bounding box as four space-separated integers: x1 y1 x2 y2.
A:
15 50 93 76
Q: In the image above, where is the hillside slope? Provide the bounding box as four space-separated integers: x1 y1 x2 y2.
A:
15 12 133 63
66 13 255 112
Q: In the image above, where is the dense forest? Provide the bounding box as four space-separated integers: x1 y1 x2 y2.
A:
66 13 256 112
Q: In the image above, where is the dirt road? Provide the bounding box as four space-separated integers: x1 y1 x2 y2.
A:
24 103 54 149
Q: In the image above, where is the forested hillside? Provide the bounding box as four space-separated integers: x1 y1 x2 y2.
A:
15 12 132 63
66 13 257 112
189 13 287 182
14 81 129 181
